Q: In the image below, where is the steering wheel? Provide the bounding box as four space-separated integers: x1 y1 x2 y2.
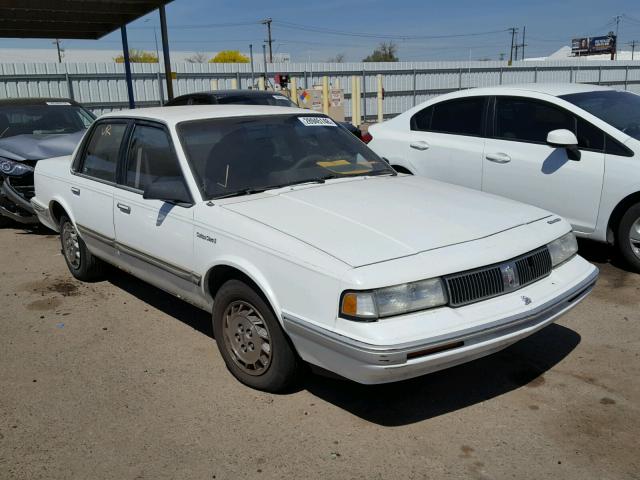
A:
291 154 327 170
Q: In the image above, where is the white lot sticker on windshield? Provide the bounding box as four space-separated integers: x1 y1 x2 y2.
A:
298 117 336 127
45 101 72 105
273 95 288 100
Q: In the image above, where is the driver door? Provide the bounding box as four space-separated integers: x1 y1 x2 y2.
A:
113 121 198 293
482 96 604 233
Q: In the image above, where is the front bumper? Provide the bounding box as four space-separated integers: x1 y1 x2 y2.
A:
0 176 37 224
284 258 598 384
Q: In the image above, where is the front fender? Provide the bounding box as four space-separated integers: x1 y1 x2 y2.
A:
201 255 283 322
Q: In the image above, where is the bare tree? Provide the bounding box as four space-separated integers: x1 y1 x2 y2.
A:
363 42 398 62
327 53 346 63
185 52 209 63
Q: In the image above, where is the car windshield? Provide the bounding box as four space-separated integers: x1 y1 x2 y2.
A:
0 104 95 139
177 114 395 200
216 94 297 108
560 90 640 141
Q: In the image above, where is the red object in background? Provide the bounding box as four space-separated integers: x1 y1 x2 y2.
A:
361 132 373 144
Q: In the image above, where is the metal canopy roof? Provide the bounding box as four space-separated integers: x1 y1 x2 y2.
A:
0 0 172 39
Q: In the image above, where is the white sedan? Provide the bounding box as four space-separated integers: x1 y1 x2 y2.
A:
31 105 597 392
368 84 640 272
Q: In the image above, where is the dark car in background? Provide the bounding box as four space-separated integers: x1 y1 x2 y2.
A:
0 98 95 225
165 89 364 139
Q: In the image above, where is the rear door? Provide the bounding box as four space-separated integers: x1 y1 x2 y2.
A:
70 119 129 258
482 96 605 233
403 96 488 190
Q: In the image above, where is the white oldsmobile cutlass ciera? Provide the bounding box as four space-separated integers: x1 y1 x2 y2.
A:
31 105 598 392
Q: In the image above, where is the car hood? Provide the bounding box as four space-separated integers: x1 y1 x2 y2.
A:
0 130 85 162
222 175 551 267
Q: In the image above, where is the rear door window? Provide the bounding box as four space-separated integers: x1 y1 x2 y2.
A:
411 97 485 136
79 122 127 182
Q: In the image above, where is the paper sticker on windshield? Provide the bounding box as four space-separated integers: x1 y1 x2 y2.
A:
317 159 373 175
298 116 336 127
46 101 71 105
273 95 288 100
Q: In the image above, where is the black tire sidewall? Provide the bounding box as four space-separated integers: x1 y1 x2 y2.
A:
212 279 299 392
617 203 640 272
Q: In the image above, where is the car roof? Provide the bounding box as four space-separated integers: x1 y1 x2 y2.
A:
99 105 312 124
175 89 289 99
459 83 614 97
0 97 80 106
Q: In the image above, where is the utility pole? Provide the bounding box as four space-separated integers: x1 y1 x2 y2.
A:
521 26 526 60
261 18 273 63
52 39 63 63
629 40 638 60
508 27 518 66
613 15 622 60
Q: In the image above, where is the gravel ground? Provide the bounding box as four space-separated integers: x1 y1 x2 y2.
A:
0 226 638 480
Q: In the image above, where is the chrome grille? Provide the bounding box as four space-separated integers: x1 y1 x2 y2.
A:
445 247 552 307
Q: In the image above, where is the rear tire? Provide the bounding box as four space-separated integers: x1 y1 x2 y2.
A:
59 215 105 281
616 203 640 273
212 279 301 392
0 215 12 228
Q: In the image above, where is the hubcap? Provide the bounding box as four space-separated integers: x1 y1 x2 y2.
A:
630 217 640 260
222 300 271 376
62 222 81 269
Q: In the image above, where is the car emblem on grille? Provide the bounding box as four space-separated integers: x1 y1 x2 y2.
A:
500 262 520 291
521 296 532 305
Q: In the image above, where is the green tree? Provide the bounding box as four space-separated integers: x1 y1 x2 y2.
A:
362 42 398 62
209 50 250 63
114 49 158 63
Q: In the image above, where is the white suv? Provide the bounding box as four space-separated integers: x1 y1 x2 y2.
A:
368 84 640 272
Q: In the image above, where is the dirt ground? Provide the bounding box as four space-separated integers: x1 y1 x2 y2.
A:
0 225 638 480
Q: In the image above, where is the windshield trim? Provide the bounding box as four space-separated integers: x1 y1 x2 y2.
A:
176 113 395 201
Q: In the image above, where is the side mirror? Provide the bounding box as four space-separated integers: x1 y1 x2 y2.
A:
546 129 581 161
143 178 193 206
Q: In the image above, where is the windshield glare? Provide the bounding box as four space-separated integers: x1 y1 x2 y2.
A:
178 114 394 199
560 90 640 141
216 94 297 108
0 104 95 139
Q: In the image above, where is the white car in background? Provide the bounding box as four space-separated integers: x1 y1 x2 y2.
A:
368 84 640 272
31 105 597 392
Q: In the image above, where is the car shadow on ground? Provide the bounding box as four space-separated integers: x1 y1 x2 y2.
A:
104 266 581 426
302 323 580 426
576 237 633 272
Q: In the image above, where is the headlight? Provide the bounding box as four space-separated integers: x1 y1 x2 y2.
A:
340 278 447 321
0 159 34 176
547 231 578 267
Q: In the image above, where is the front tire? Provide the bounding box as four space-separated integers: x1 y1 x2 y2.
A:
59 215 105 281
212 279 301 392
616 203 640 273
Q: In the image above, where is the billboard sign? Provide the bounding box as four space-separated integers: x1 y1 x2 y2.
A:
571 35 616 55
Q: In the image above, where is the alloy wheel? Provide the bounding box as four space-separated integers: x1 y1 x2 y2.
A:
222 300 272 376
62 222 81 269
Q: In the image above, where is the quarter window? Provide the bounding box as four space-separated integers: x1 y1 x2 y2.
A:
125 124 184 191
80 122 127 182
494 97 574 143
411 97 484 136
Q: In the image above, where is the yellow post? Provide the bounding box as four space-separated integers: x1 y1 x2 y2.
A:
258 76 265 90
322 76 329 115
334 78 340 89
351 76 358 127
230 78 238 89
354 76 362 127
377 74 384 123
290 77 298 105
210 79 218 90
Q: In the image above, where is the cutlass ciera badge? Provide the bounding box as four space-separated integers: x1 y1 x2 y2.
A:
500 262 520 292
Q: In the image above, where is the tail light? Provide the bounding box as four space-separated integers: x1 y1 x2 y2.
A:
361 132 373 144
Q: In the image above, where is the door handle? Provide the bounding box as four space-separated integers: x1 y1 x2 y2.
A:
486 152 512 164
71 187 80 195
410 141 430 151
117 202 131 214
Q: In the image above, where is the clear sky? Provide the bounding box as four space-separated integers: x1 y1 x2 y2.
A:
3 0 640 61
